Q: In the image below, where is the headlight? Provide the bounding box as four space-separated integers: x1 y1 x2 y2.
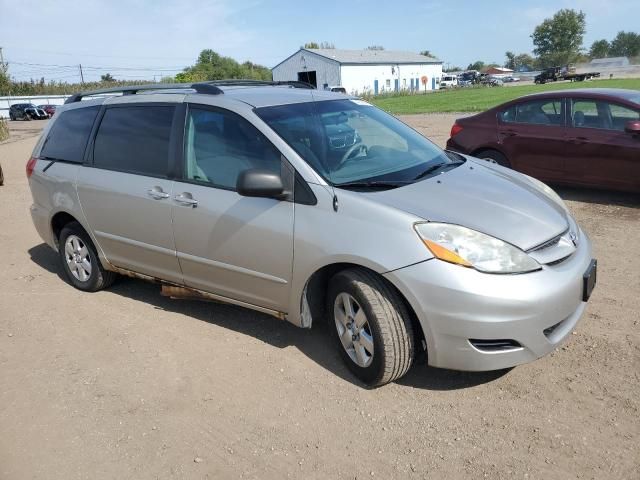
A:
414 223 541 274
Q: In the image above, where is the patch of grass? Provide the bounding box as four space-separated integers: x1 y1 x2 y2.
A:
369 78 640 114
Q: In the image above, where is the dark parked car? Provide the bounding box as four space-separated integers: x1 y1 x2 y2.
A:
9 103 48 121
446 88 640 193
38 104 57 117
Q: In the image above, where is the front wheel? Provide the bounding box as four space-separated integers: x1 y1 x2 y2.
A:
328 269 415 387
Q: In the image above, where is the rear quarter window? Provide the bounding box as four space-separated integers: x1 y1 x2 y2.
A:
40 106 100 163
93 106 175 177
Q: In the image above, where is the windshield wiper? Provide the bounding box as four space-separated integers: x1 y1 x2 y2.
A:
413 160 464 181
335 180 412 189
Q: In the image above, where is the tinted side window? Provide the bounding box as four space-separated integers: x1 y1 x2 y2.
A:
93 106 174 177
41 106 99 162
500 99 562 126
184 107 281 190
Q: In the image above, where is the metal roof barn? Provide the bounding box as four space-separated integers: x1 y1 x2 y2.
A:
272 48 444 95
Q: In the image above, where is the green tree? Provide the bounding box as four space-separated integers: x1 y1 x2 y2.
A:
609 31 640 57
531 9 586 67
100 73 115 82
303 41 334 49
176 49 271 82
466 61 485 71
506 52 536 70
505 51 516 69
0 59 10 96
589 39 610 59
419 50 435 58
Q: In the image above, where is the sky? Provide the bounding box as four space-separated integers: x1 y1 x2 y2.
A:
1 0 639 82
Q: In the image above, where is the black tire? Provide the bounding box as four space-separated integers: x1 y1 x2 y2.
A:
58 221 117 292
328 268 415 387
0 164 4 186
9 113 15 121
476 149 511 168
24 113 32 121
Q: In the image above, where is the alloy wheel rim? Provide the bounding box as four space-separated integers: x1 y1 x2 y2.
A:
334 293 374 368
64 235 92 282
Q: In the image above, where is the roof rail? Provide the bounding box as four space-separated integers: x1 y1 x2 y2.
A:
64 79 315 104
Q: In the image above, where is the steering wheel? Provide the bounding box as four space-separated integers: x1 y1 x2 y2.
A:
337 143 367 169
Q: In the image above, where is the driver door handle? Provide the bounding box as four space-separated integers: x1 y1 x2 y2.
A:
174 193 198 208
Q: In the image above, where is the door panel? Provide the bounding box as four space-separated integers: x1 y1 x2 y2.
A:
565 99 640 192
171 184 294 310
497 98 567 181
77 169 182 282
171 104 294 311
77 104 182 282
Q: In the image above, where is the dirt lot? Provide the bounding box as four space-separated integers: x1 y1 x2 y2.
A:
1 118 638 480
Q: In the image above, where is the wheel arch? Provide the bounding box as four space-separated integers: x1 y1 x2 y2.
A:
51 211 81 248
300 262 426 350
470 145 507 159
50 210 112 270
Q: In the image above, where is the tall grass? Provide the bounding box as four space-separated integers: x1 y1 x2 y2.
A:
0 118 9 142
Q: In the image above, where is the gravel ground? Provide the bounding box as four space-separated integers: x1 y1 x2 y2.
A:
1 118 638 480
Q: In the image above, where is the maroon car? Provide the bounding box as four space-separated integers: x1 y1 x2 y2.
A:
38 104 57 118
446 88 640 193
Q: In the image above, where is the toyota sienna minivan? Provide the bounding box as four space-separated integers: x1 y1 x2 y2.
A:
27 80 597 386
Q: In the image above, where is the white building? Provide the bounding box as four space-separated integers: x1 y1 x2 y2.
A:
272 48 443 95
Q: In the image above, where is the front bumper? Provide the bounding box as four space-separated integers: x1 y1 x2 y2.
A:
384 231 593 371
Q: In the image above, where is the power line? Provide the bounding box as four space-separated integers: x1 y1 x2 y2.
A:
1 45 197 61
7 59 187 71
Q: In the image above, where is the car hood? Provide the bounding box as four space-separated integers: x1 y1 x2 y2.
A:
370 158 569 251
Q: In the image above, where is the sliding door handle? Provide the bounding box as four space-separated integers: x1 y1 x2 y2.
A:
174 193 198 208
147 187 170 199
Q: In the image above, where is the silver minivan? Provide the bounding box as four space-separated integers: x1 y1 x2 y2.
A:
27 81 596 386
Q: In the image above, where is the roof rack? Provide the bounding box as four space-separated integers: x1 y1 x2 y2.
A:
64 79 315 104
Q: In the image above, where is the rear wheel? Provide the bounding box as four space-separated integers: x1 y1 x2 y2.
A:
58 222 117 292
328 268 415 387
476 149 510 168
0 164 4 186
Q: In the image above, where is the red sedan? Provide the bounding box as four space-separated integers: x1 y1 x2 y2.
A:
446 88 640 193
38 104 57 118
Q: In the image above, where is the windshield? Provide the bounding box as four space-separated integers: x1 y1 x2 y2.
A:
256 99 455 186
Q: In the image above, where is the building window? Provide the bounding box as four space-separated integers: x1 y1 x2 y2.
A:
385 79 391 89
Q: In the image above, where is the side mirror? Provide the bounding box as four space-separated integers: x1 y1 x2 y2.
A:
625 120 640 135
236 169 285 199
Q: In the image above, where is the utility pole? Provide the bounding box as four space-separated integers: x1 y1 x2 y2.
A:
79 64 84 84
0 46 5 67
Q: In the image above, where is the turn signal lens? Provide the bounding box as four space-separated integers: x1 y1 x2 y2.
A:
421 239 472 267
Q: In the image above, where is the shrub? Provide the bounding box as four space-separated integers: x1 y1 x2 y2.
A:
0 118 9 142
